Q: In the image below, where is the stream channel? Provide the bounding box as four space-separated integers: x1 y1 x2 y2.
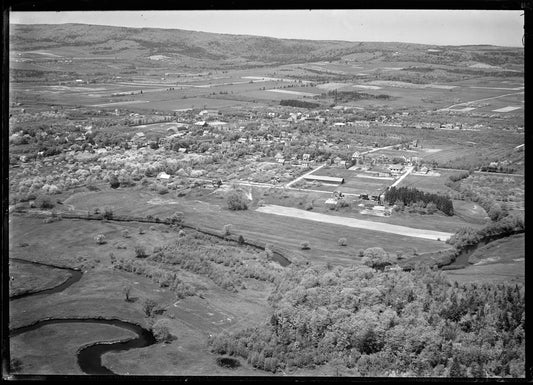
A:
9 258 156 375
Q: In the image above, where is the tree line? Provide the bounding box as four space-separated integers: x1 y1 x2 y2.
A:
384 186 454 216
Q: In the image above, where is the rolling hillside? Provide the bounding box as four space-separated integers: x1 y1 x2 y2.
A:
10 23 523 68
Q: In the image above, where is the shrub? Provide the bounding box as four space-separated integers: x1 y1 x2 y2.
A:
300 241 310 250
226 190 248 210
305 202 314 210
238 235 245 244
36 195 54 209
223 224 232 236
10 358 23 373
338 237 347 246
138 227 145 234
152 318 173 343
122 285 132 301
95 233 106 245
362 247 394 270
122 229 130 238
109 174 120 189
134 245 148 258
103 207 113 219
142 298 157 317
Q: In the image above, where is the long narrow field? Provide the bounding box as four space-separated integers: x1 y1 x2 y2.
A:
256 204 453 241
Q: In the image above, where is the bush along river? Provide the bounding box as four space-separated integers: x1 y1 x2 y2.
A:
10 259 156 375
445 231 525 269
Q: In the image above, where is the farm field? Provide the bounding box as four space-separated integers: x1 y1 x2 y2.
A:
256 204 453 241
62 188 450 263
445 260 524 285
9 214 277 375
304 167 392 196
11 323 136 375
9 259 72 297
468 233 524 265
397 169 464 195
8 21 524 378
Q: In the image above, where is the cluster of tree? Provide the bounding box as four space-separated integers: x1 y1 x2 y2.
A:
323 90 390 102
226 189 249 210
445 177 516 222
448 171 471 183
208 263 524 377
280 100 320 109
385 186 454 216
113 257 198 299
446 214 524 251
154 233 278 288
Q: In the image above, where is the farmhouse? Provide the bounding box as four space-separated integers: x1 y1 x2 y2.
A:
303 175 345 184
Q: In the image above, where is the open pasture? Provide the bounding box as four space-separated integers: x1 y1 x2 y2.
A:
9 259 72 297
307 167 392 196
459 173 524 210
468 233 524 265
10 322 136 375
445 261 524 285
9 214 278 375
63 188 450 264
397 168 466 194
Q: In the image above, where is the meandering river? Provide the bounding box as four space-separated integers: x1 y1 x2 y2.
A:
9 258 156 375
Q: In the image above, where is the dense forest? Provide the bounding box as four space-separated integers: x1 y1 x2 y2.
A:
208 263 524 377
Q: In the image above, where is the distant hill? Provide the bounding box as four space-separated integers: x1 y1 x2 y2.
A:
10 23 523 68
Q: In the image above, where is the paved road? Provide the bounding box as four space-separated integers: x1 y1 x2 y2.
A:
256 204 453 241
390 166 414 188
284 163 326 188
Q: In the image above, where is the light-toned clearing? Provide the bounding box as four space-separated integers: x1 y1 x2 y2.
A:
267 89 319 97
316 82 352 91
256 204 453 241
446 107 477 112
474 257 501 265
469 62 501 69
91 100 150 107
242 76 305 83
492 106 522 113
353 85 382 90
25 50 63 57
148 55 170 60
147 198 181 205
470 86 524 91
47 86 108 92
368 80 457 90
423 148 443 153
355 174 394 181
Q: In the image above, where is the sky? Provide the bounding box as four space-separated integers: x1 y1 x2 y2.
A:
10 10 524 47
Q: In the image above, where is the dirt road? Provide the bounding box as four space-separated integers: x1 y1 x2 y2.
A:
256 205 453 241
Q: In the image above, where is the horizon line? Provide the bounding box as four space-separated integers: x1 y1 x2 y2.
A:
9 21 523 48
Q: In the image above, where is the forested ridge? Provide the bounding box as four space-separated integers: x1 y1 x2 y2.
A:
209 263 524 377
